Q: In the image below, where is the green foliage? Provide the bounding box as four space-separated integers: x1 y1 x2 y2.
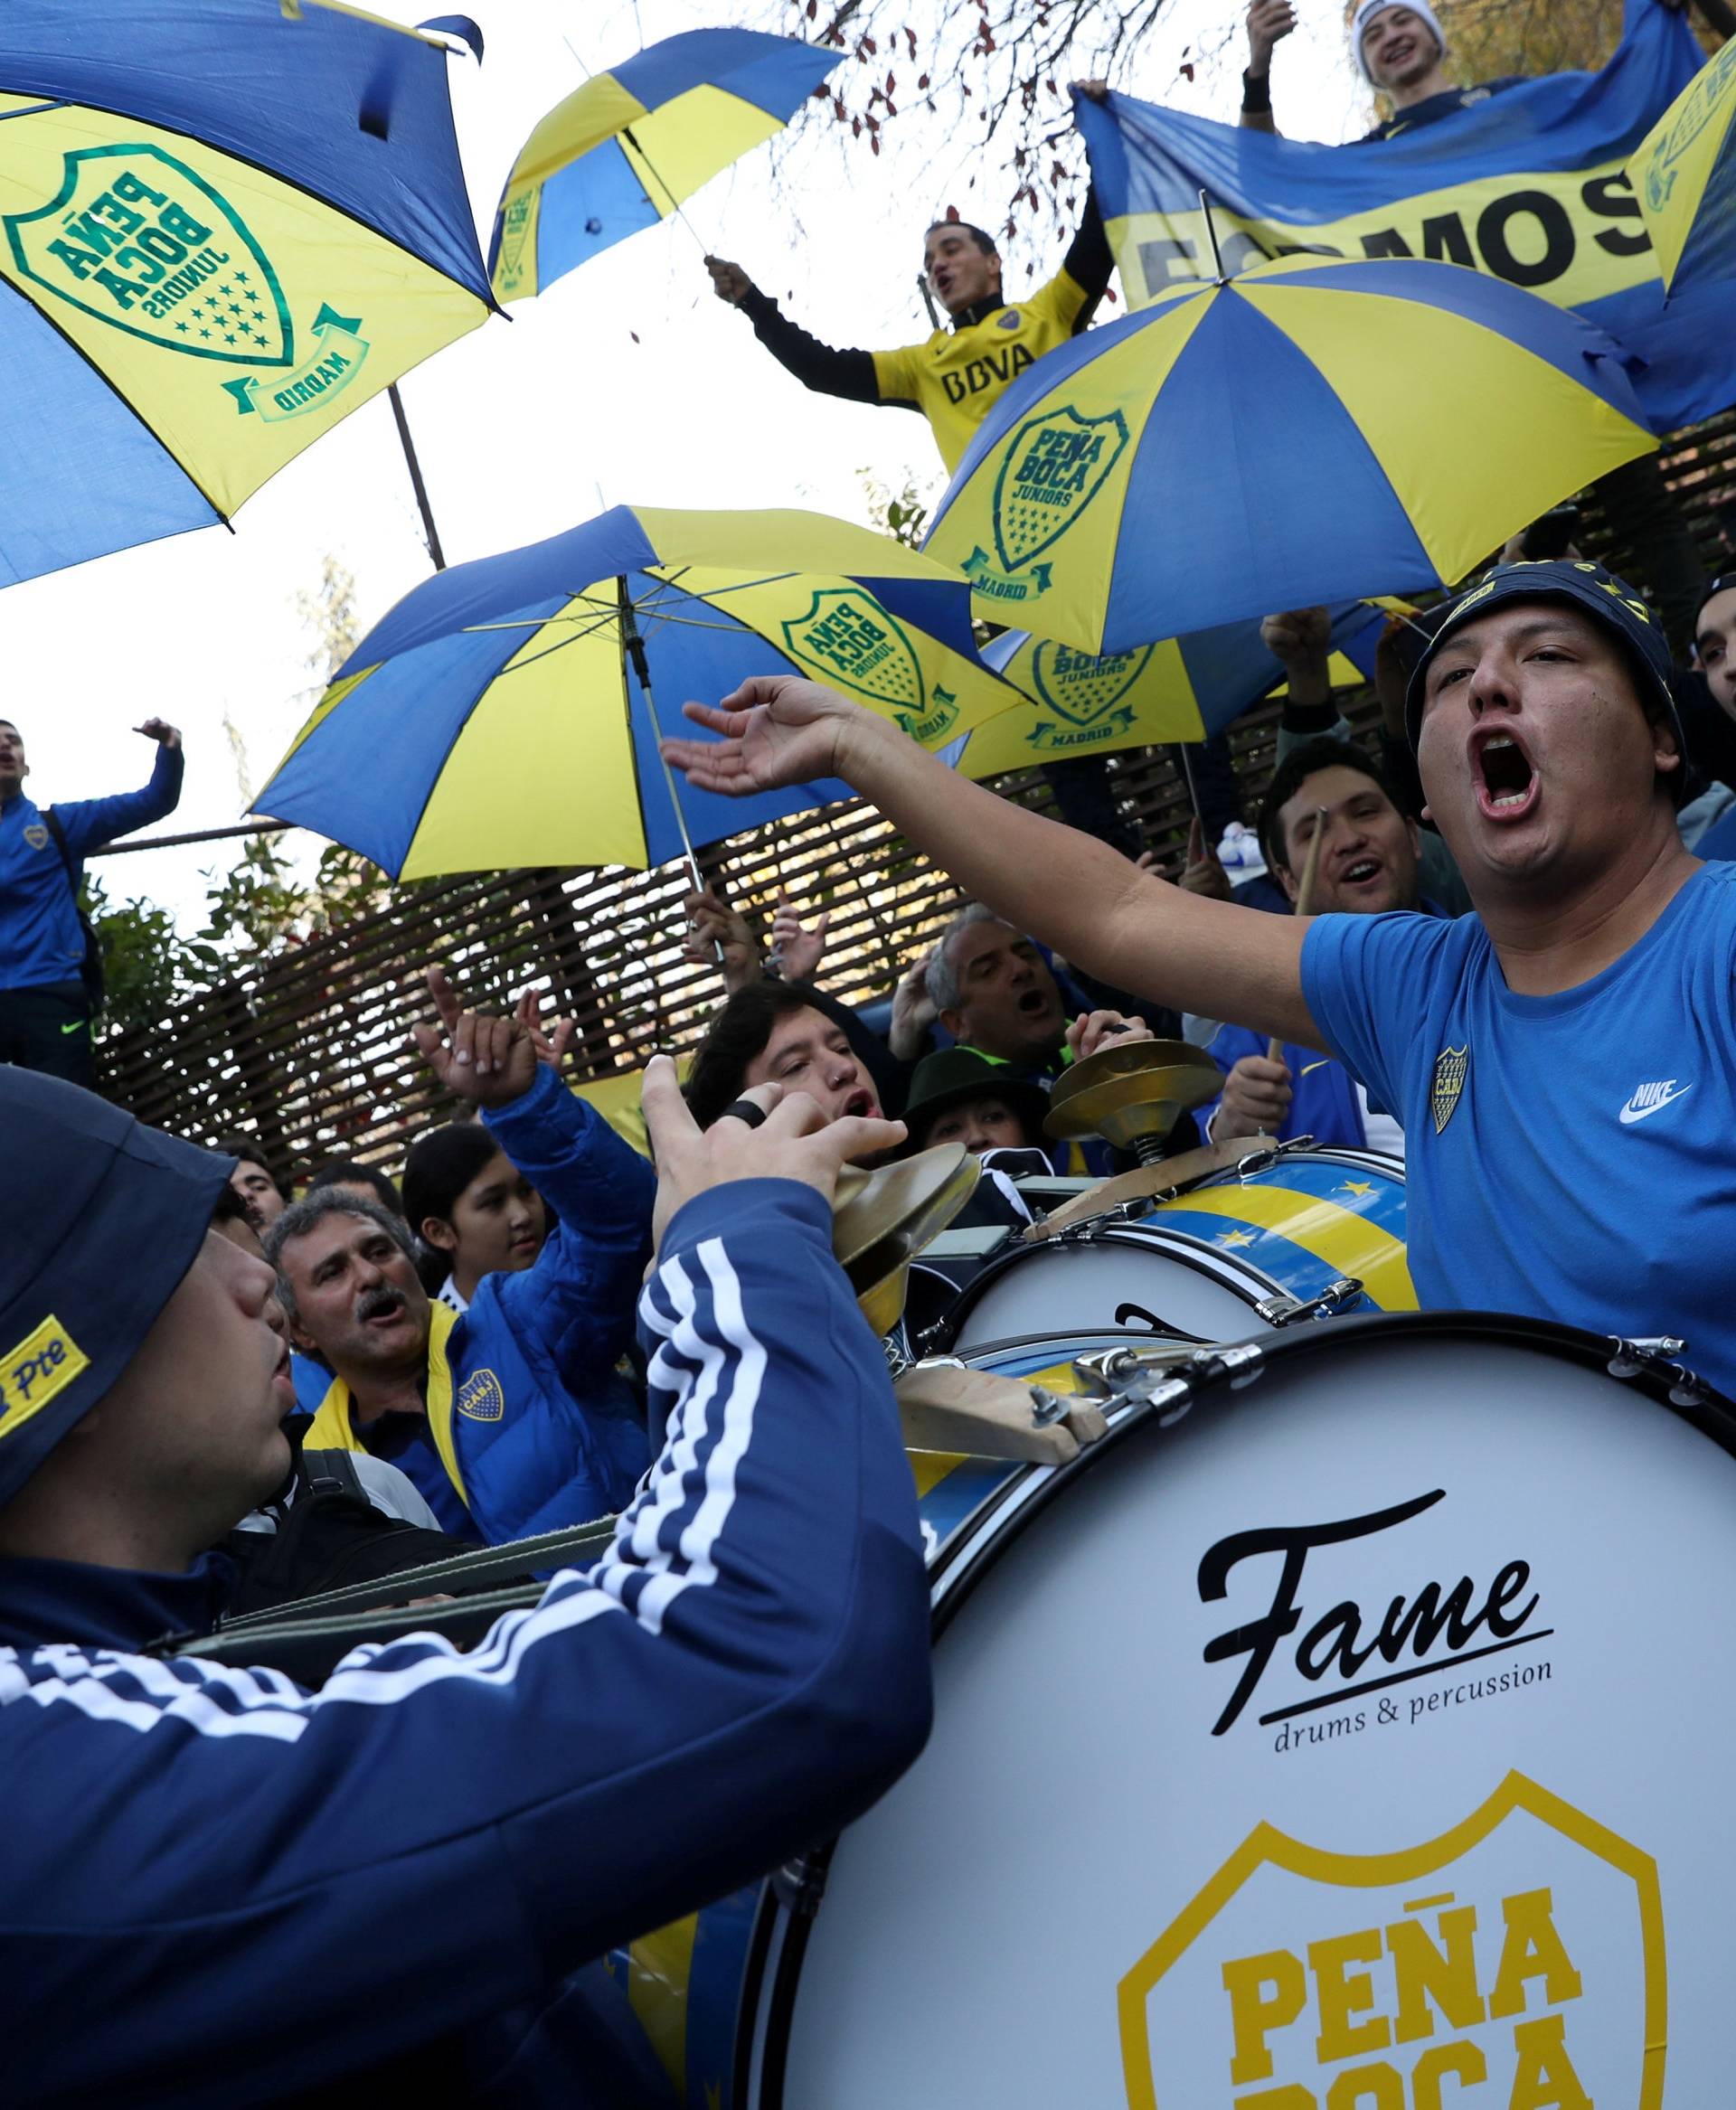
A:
199 831 309 956
82 871 221 1033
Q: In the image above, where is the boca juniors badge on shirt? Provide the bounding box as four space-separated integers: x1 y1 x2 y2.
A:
1431 1044 1469 1134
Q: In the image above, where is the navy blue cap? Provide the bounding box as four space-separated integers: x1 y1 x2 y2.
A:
0 1069 231 1509
1403 560 1685 787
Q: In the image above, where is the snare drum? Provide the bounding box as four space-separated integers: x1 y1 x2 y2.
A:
941 1144 1412 1354
582 1316 1736 2104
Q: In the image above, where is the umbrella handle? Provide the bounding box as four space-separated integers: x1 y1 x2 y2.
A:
617 585 725 971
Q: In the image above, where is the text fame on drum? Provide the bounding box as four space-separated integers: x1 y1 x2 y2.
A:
663 558 1736 1398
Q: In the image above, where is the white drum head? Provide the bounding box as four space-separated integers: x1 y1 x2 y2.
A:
945 1228 1278 1352
769 1320 1736 2105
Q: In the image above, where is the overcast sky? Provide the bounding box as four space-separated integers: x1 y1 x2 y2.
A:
10 0 1366 934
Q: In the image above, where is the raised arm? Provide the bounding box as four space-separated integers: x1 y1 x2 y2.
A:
5 1073 929 2104
1241 0 1296 133
706 255 882 407
50 721 184 855
663 677 1320 1047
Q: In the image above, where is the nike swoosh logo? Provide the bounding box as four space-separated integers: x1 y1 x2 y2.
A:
1619 1084 1692 1126
1300 1060 1332 1077
59 1020 86 1035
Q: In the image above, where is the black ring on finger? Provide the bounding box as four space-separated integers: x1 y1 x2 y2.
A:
720 1097 769 1129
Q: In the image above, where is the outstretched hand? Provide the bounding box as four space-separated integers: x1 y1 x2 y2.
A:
661 675 866 799
413 965 539 1108
641 1062 908 1254
135 718 182 749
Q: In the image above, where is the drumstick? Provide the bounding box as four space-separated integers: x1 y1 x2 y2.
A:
1266 807 1328 1064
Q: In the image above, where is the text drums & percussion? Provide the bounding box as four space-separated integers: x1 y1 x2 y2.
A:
939 1143 1414 1354
587 1314 1734 2105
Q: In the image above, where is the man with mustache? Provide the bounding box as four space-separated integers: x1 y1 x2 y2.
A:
269 966 656 1543
663 559 1736 1399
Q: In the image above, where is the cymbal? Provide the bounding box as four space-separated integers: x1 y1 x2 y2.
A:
833 1141 981 1332
1043 1037 1221 1150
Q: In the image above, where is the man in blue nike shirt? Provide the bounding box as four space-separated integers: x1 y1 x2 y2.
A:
662 558 1736 1399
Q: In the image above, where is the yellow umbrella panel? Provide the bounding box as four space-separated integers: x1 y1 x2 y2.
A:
1631 37 1736 294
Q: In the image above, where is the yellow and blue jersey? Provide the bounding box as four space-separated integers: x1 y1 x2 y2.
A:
871 265 1101 476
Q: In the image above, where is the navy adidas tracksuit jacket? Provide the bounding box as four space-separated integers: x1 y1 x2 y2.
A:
0 745 183 990
0 1182 932 2105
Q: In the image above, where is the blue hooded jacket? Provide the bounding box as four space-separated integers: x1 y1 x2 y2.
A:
302 1063 656 1541
0 1178 931 2106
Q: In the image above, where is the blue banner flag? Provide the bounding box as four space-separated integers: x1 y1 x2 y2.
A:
1076 0 1736 433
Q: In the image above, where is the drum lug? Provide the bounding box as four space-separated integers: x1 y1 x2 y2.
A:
770 1852 828 1919
1234 1134 1314 1181
1255 1276 1364 1326
1607 1333 1709 1405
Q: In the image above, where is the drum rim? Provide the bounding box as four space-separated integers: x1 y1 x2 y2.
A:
737 1305 1735 2107
930 1221 1285 1355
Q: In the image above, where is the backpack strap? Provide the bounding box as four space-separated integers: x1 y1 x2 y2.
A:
42 807 76 889
300 1447 367 1502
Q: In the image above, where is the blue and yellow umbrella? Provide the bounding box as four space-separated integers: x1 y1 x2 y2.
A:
1631 39 1736 297
256 506 1015 881
0 0 495 589
923 251 1656 654
951 600 1387 777
489 30 837 304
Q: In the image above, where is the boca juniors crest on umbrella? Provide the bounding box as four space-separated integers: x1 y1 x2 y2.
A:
952 601 1387 777
923 251 1655 654
256 505 1015 880
0 0 494 588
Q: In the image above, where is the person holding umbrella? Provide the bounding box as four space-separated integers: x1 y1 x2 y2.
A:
664 557 1736 1400
704 91 1116 480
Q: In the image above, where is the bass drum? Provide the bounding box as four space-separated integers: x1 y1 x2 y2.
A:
598 1319 1736 2105
939 1144 1412 1354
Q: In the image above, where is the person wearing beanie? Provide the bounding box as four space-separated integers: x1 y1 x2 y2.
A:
0 1060 930 2105
664 557 1736 1396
